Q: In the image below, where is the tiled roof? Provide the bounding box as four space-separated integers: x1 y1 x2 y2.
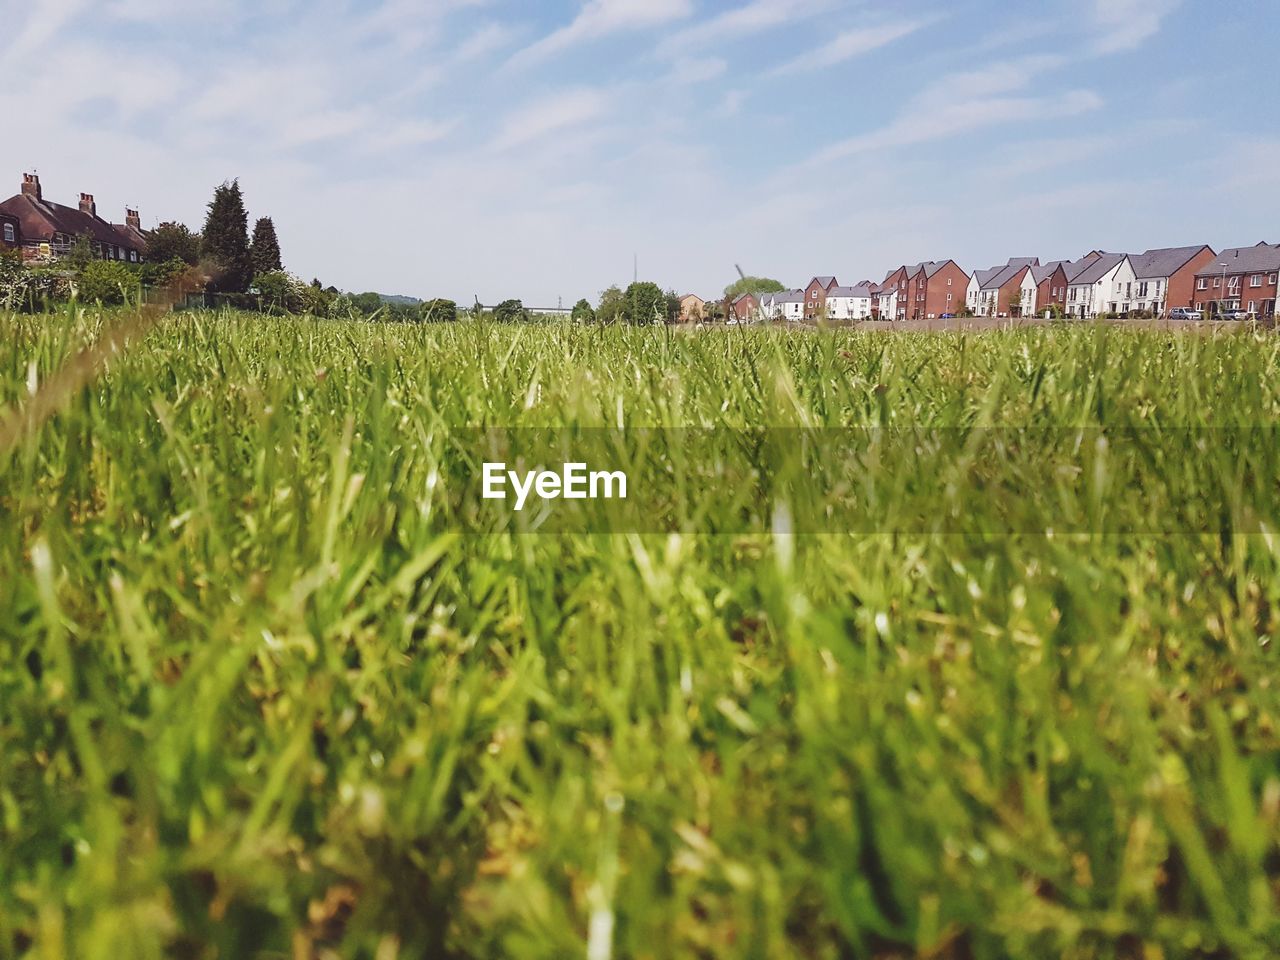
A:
829 284 874 297
1131 245 1210 279
810 276 838 288
1193 243 1280 277
1031 260 1068 283
0 193 140 250
1069 252 1128 285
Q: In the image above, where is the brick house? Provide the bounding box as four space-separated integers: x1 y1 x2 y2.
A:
678 294 705 322
1031 261 1070 313
1 211 19 251
899 260 969 319
1129 245 1215 315
803 276 839 319
0 173 147 264
968 258 1038 316
730 292 759 322
1191 243 1280 318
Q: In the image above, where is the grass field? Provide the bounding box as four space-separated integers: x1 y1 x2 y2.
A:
1 307 1279 960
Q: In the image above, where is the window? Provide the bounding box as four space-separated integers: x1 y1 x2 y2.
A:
2 223 13 243
1213 277 1221 288
1271 275 1278 285
1249 301 1256 312
947 293 952 302
1197 278 1207 289
1252 275 1263 287
947 278 952 286
130 251 138 263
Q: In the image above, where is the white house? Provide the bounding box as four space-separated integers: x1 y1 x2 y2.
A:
827 282 875 320
760 290 805 322
1066 253 1134 318
967 259 1039 316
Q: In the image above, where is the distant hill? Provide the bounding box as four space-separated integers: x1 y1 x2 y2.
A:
378 294 423 307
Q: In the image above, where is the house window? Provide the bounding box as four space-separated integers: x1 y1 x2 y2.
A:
1213 278 1221 288
947 278 952 286
1249 301 1256 312
1197 278 1207 289
2 223 13 243
1271 275 1278 285
131 250 138 262
1252 275 1263 287
947 293 952 302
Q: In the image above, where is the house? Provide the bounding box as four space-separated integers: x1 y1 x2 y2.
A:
1065 252 1135 318
967 258 1038 316
1031 261 1070 315
877 267 907 319
730 292 759 323
0 173 146 264
679 293 705 322
826 282 875 320
1192 243 1280 318
895 260 969 320
1 212 19 251
803 276 839 319
1128 245 1216 315
760 290 805 322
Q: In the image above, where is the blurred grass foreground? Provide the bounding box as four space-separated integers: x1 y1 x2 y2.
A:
1 307 1278 959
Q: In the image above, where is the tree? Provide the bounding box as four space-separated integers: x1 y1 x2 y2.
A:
148 222 202 265
664 290 682 324
420 299 458 323
596 286 625 325
624 281 666 325
704 299 726 323
494 299 527 323
350 292 385 317
65 235 96 272
202 180 253 293
571 298 596 323
250 217 283 275
724 276 784 300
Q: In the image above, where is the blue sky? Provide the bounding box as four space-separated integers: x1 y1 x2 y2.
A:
2 0 1277 304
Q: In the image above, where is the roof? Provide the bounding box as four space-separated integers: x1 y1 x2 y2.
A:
829 283 874 297
809 276 838 289
1031 260 1069 283
773 289 807 304
1068 252 1128 285
1007 257 1040 269
0 193 140 250
1193 243 1280 277
1131 245 1211 279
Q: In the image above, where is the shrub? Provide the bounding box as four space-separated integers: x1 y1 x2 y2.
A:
420 299 458 323
571 298 595 323
253 270 304 313
494 299 527 323
77 260 140 305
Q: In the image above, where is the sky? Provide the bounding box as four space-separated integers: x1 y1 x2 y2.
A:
2 0 1277 305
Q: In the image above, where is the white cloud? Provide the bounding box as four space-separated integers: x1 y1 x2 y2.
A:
658 0 836 55
493 88 613 150
509 0 693 68
772 18 935 75
805 57 1102 164
1092 0 1181 53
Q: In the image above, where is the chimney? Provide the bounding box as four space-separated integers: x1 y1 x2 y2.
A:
126 208 141 230
79 193 97 218
21 173 42 200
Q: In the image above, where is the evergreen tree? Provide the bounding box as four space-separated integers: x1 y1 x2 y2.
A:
250 216 283 275
201 180 252 293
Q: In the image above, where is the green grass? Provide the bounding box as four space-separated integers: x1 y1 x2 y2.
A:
1 307 1278 960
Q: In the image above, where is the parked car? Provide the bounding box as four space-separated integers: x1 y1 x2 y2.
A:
1222 309 1252 321
1169 307 1202 321
939 313 956 319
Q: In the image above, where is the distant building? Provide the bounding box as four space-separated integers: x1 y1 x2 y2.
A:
803 276 839 319
967 258 1038 317
760 289 805 322
0 173 147 264
1031 261 1070 314
1128 245 1216 315
730 292 759 322
826 282 875 320
1066 252 1133 318
678 293 706 322
1192 243 1280 318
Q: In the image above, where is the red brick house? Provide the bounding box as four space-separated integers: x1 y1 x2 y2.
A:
730 292 759 322
0 173 147 264
1129 245 1215 314
1 211 19 251
901 260 968 319
803 276 839 319
1031 261 1069 312
1192 243 1280 318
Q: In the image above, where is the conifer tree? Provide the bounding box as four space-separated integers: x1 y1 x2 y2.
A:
201 180 252 293
250 216 283 276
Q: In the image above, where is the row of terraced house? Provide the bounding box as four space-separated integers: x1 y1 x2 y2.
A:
0 174 150 264
681 242 1280 324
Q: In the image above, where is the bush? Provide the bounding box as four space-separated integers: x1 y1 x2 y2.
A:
253 270 304 313
139 258 193 290
571 298 595 323
77 260 140 305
